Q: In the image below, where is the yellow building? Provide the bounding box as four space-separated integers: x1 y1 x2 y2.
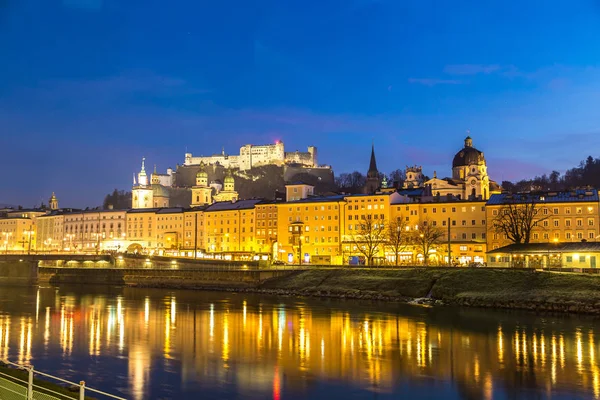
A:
276 194 345 264
63 209 127 252
254 201 278 259
342 193 398 265
0 217 36 253
154 208 185 251
486 190 600 251
182 207 208 256
36 212 65 251
390 200 487 265
203 199 263 260
126 208 185 253
126 208 159 252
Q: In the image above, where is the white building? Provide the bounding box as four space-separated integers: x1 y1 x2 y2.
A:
183 141 318 171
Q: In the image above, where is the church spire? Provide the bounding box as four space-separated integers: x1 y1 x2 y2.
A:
363 142 381 194
367 143 379 178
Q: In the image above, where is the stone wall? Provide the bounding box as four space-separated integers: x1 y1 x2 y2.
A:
38 266 293 290
0 260 38 285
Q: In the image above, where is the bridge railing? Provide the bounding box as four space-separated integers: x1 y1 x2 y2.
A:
0 359 126 400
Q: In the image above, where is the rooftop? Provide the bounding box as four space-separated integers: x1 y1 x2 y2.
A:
487 189 599 205
205 199 264 212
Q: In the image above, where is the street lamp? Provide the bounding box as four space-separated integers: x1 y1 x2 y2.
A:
2 232 12 254
24 230 34 255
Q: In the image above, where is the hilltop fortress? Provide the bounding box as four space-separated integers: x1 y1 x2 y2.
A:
131 141 333 208
183 141 318 170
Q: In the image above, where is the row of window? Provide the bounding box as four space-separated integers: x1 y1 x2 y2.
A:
289 215 338 222
64 215 124 222
492 206 595 216
288 205 339 212
492 231 597 240
534 219 594 227
347 204 385 211
401 206 485 213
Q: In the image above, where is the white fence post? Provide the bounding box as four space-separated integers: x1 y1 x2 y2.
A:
79 380 85 400
27 365 34 400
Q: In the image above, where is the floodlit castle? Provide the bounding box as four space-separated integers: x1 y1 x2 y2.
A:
183 141 318 171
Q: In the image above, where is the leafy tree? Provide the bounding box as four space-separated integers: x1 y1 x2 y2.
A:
350 216 387 266
492 195 550 244
411 218 445 266
386 216 410 266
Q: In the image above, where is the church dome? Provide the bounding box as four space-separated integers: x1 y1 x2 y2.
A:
196 170 208 178
152 184 169 198
224 175 234 183
452 136 485 168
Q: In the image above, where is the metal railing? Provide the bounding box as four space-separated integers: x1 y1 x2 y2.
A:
0 359 126 400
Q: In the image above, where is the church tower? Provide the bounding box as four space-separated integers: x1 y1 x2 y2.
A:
191 168 213 206
363 144 380 194
214 169 239 203
49 192 59 210
132 157 154 209
451 135 490 200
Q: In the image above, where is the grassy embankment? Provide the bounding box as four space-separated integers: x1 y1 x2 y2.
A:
257 268 600 314
0 363 96 399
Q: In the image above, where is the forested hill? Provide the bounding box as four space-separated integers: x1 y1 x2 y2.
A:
502 156 600 192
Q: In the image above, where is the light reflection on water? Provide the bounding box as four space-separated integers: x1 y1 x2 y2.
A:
0 286 599 399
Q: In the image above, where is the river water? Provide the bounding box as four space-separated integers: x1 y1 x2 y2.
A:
0 285 600 399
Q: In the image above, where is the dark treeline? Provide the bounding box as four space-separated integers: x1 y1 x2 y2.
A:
502 155 600 192
336 169 405 193
103 189 132 210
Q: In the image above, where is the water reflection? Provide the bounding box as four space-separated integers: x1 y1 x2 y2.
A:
0 287 599 399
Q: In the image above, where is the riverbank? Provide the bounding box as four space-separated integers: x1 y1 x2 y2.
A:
37 266 600 314
238 268 600 314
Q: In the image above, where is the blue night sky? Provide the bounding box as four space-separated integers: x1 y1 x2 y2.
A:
2 0 600 207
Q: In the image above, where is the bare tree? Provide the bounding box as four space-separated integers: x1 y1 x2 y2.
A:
386 216 410 266
388 169 405 188
411 218 445 266
350 216 387 266
492 195 550 244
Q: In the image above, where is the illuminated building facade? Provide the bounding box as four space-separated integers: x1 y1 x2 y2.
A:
183 141 318 171
62 209 127 252
486 190 600 251
276 194 345 264
203 200 262 258
391 200 488 265
0 216 35 252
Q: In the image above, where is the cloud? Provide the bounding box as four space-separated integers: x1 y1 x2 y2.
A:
408 78 463 86
443 64 502 75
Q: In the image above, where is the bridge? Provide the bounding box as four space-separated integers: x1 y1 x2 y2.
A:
0 253 113 263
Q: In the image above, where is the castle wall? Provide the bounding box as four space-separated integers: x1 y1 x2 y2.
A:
183 143 317 171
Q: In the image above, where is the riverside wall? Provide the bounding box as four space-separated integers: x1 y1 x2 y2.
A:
38 266 295 289
0 260 38 285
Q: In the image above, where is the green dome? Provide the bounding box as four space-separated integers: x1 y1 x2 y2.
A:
224 175 234 183
196 170 208 178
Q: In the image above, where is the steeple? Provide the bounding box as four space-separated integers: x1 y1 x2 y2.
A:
363 142 381 194
49 192 59 210
367 143 379 178
138 157 148 186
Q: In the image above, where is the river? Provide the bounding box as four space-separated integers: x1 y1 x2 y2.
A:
0 285 599 399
